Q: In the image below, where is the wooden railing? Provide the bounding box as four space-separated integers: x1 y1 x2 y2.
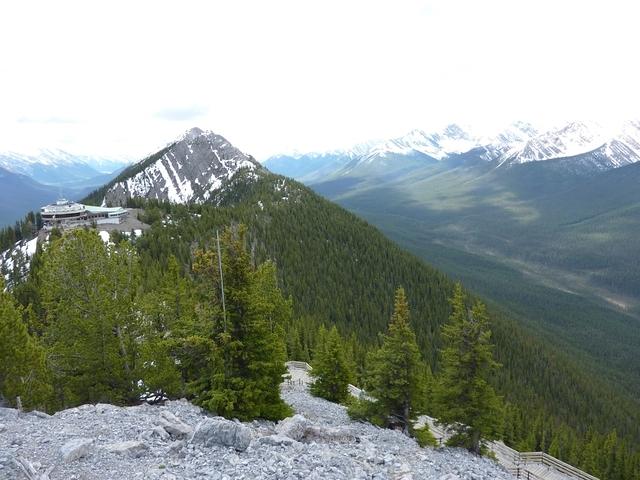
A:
507 466 546 480
286 360 312 370
519 452 599 480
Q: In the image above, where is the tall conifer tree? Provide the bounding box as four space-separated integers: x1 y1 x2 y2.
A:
435 283 502 454
192 226 291 420
41 230 140 406
0 278 51 409
310 325 352 403
366 287 426 433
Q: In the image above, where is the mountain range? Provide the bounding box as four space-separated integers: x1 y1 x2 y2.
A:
266 120 640 178
2 125 639 478
0 149 131 226
264 118 640 394
79 125 640 399
264 120 640 306
0 166 61 226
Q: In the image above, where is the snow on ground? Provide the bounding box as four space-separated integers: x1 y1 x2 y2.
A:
98 231 111 244
1 237 39 286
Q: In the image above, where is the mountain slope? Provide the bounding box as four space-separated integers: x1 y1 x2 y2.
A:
86 128 260 206
0 166 60 226
311 153 640 399
47 127 636 478
93 129 639 445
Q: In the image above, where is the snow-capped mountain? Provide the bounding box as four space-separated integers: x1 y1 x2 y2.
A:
353 124 479 165
484 120 640 170
0 149 131 185
376 124 479 160
103 128 261 206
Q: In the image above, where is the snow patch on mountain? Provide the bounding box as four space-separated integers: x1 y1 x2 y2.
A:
496 121 607 166
484 120 640 170
362 124 480 162
1 237 39 288
104 128 260 206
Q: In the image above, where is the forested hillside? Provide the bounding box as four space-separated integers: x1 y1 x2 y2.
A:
2 170 639 478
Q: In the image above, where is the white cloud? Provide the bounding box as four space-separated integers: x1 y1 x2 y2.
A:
1 0 638 159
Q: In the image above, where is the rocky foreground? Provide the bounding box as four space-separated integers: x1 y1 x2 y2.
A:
0 386 514 479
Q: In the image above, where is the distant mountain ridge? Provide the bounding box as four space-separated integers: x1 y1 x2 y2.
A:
0 149 131 186
486 120 640 169
0 166 61 226
0 149 131 226
265 119 640 180
91 128 261 206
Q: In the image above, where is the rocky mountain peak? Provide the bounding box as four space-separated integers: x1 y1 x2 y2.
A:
183 126 205 140
441 123 470 140
103 129 261 206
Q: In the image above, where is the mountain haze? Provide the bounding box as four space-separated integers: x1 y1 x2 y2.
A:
0 167 60 226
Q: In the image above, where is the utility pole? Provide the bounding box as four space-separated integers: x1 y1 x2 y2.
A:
216 230 227 331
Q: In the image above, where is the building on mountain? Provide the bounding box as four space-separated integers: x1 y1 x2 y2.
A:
41 199 128 229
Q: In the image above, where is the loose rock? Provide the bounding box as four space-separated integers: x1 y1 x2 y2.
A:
60 438 94 462
158 410 192 438
276 414 310 441
104 440 149 458
0 386 514 480
190 418 252 452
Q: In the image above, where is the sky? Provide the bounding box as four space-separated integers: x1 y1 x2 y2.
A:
1 0 639 160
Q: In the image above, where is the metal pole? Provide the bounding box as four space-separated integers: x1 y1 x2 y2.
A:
216 230 227 331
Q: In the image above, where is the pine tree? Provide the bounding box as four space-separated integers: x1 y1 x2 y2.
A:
0 278 51 410
310 325 352 403
365 287 427 434
435 283 502 455
191 226 292 420
40 230 140 407
137 256 193 400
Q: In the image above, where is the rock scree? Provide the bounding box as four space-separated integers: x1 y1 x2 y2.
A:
0 387 514 479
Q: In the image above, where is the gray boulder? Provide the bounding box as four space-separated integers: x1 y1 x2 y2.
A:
304 425 357 443
275 414 310 441
104 440 149 458
190 417 252 451
158 410 192 438
257 434 299 447
60 438 94 462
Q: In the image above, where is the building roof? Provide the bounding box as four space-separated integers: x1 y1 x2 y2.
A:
84 205 127 214
41 199 127 216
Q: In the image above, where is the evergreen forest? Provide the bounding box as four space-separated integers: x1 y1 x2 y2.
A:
0 171 638 479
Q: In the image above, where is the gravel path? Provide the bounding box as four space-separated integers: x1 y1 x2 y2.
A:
0 386 514 480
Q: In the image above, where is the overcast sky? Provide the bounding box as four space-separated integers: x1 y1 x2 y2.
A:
1 0 638 160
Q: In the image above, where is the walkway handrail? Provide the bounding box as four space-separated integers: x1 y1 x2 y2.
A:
520 452 599 480
506 466 546 480
286 360 312 370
